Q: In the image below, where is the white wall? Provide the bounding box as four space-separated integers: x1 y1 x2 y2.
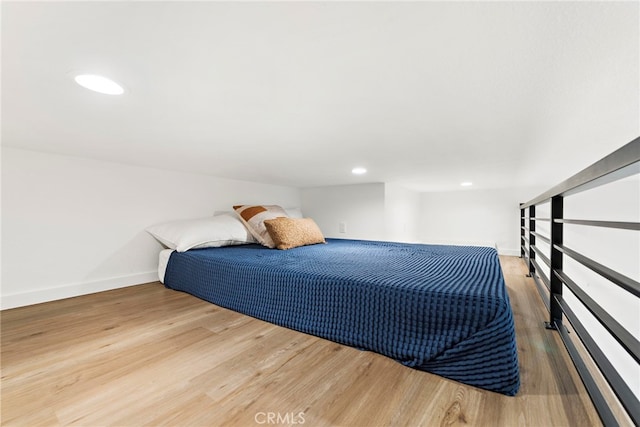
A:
384 183 420 243
302 183 529 253
419 187 545 255
301 183 386 241
1 148 300 309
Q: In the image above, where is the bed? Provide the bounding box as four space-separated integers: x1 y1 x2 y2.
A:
161 238 520 395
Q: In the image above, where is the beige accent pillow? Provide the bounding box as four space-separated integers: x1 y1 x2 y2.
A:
264 217 326 250
233 205 289 248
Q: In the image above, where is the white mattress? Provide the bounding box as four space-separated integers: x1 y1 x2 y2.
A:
158 249 174 283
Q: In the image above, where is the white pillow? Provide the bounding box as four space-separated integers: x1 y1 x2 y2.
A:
146 213 255 252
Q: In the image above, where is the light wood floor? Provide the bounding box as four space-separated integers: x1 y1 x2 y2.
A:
1 257 602 426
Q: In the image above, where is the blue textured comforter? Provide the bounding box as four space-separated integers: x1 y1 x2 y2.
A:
164 239 520 395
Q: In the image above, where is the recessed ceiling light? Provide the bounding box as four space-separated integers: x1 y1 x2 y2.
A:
352 167 367 175
460 181 473 187
74 74 124 95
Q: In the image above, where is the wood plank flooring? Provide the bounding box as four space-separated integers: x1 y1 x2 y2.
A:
1 257 603 426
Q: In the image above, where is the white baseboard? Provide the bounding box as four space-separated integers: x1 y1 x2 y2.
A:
1 271 159 310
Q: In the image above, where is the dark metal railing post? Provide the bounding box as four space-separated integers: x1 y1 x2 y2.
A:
547 195 564 330
528 205 536 277
520 206 525 258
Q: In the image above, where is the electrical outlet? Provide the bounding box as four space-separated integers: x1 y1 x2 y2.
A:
339 222 347 233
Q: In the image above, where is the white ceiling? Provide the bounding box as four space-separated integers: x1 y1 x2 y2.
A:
2 1 639 192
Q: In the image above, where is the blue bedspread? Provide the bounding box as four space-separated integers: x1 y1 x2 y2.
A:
164 239 520 395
